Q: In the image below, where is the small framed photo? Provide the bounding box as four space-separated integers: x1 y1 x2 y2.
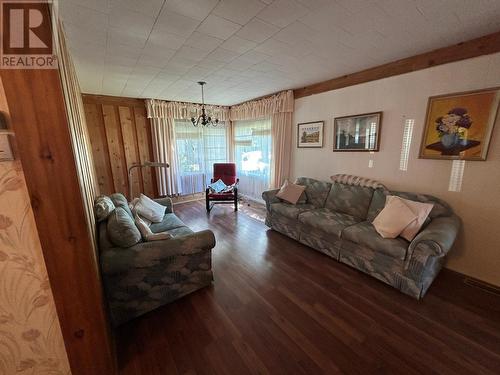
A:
333 112 382 152
297 121 324 148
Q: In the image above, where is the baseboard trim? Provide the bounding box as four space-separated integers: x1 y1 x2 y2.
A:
443 268 500 296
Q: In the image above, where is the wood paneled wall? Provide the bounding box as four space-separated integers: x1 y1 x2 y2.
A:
83 94 157 199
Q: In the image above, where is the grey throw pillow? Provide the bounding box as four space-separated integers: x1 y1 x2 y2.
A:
94 195 115 222
107 207 142 248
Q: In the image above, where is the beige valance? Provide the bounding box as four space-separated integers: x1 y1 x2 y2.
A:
146 89 293 122
229 90 294 121
146 99 231 122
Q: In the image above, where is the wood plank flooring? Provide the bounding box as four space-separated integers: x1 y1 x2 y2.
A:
116 201 500 375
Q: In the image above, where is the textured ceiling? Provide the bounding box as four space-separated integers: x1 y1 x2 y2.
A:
59 0 500 105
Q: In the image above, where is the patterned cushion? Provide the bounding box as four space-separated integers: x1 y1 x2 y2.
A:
107 207 142 248
367 189 452 221
330 174 386 189
325 183 374 220
294 177 332 208
110 193 134 219
271 202 315 220
342 221 409 260
94 195 115 222
298 208 360 238
149 213 186 233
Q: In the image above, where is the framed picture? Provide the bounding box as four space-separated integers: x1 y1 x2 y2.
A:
297 121 324 148
333 112 382 151
419 87 500 161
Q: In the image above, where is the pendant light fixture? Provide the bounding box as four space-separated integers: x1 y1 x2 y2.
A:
191 81 219 127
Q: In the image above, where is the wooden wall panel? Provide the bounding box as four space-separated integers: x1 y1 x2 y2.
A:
83 94 157 199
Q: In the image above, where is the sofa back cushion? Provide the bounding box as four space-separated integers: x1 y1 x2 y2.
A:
110 193 134 218
367 189 452 222
325 182 374 220
107 207 142 248
294 177 332 208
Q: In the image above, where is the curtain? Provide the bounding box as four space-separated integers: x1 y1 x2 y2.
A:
174 120 228 194
271 112 293 188
151 118 180 196
233 119 272 200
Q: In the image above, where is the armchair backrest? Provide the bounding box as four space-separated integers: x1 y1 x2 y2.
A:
213 163 237 185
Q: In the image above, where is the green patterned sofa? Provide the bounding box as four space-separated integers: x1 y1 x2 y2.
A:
96 193 215 325
262 175 460 299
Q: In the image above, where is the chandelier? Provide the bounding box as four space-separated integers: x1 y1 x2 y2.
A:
191 81 219 127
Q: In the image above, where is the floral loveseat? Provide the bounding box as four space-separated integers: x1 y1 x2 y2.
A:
262 175 461 299
96 193 215 325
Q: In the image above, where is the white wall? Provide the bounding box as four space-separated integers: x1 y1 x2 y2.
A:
292 52 500 287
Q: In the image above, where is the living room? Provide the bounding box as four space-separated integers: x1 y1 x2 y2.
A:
0 1 499 374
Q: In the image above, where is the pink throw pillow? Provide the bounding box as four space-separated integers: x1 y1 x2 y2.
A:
276 180 306 205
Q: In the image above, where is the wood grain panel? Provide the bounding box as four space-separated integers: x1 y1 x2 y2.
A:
118 106 141 197
133 106 155 196
294 31 500 98
84 103 113 193
102 104 128 196
83 94 158 199
0 3 116 373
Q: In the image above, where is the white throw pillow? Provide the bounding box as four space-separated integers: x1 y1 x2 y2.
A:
276 180 306 205
372 196 417 239
134 194 166 223
396 196 434 241
134 214 172 241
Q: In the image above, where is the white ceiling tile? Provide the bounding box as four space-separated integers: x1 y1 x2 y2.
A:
163 0 219 21
236 18 279 43
238 50 271 64
213 0 267 25
107 27 148 49
109 0 164 18
184 32 224 52
156 11 201 37
220 36 258 54
205 47 241 63
197 15 241 40
257 0 309 28
148 31 187 50
108 7 156 36
174 46 210 62
60 4 108 31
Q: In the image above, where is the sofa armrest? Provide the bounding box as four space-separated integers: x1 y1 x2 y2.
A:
407 215 461 258
100 229 216 275
262 189 280 212
154 197 173 213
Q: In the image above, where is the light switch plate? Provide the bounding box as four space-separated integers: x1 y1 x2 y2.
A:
0 134 14 161
368 159 374 168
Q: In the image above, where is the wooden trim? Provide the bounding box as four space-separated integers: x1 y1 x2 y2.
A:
0 60 116 375
82 93 145 107
294 31 500 99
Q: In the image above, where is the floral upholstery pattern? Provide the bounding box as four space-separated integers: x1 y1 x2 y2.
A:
295 177 332 207
298 209 360 238
96 194 216 325
270 202 315 220
342 221 409 260
325 183 374 219
263 176 461 299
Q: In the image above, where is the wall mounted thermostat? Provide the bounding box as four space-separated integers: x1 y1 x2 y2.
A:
0 134 14 161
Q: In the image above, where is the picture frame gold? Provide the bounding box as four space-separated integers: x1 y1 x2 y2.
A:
419 87 500 161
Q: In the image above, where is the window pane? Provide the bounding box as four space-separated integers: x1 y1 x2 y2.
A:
174 120 228 194
233 118 272 200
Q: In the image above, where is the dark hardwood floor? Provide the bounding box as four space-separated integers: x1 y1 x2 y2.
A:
116 201 500 375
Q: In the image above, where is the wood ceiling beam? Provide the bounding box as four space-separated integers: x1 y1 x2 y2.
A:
294 31 500 99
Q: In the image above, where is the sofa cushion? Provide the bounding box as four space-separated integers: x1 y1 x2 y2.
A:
298 208 360 238
271 202 315 220
149 213 186 233
107 207 142 248
110 193 134 219
295 177 332 208
367 189 451 221
94 195 115 222
342 221 409 260
276 180 306 204
326 183 374 220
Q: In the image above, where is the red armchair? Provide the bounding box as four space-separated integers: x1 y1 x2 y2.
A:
206 163 239 212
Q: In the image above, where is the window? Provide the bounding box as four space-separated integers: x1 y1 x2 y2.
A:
233 118 272 200
174 119 228 194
